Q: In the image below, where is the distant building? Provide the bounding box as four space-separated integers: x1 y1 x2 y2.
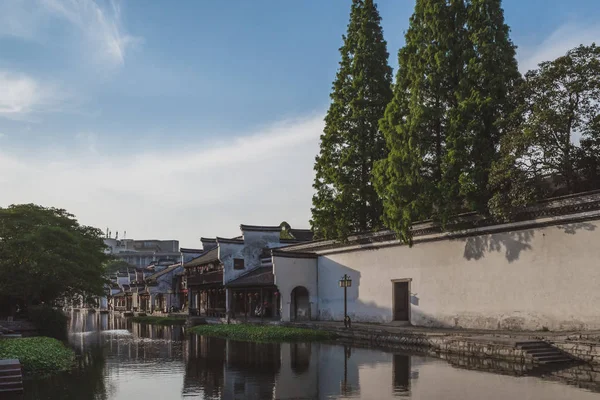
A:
184 223 314 319
104 238 181 267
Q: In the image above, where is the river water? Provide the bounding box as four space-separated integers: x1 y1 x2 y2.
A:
20 312 600 399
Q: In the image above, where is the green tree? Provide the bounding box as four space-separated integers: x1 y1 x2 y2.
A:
374 0 521 243
460 0 522 212
489 44 600 220
311 0 393 240
374 0 469 244
0 204 110 306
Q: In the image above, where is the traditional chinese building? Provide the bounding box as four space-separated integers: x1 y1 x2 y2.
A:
185 224 313 320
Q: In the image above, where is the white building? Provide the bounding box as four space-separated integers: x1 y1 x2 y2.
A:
272 191 600 331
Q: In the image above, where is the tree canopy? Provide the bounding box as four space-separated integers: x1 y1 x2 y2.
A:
0 204 110 305
489 44 600 220
311 0 393 240
374 0 521 243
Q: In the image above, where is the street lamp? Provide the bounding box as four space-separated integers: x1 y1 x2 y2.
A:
338 274 352 328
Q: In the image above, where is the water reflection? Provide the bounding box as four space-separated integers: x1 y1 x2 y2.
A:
20 312 600 399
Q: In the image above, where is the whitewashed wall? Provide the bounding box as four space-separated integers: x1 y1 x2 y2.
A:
273 256 318 322
317 219 600 330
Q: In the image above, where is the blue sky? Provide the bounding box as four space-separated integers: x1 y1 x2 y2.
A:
1 0 599 247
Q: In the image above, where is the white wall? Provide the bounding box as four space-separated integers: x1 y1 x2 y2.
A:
273 256 317 322
317 219 600 330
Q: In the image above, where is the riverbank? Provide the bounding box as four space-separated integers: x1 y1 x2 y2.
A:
189 324 337 342
283 321 599 365
0 337 74 374
132 316 187 325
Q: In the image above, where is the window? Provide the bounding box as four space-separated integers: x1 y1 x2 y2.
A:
233 258 245 270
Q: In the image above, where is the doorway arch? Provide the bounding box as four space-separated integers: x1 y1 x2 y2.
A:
290 286 310 321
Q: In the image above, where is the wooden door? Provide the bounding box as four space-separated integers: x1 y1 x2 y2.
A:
393 281 409 321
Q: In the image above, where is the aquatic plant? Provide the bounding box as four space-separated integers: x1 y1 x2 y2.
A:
189 324 337 342
132 316 187 326
0 337 74 374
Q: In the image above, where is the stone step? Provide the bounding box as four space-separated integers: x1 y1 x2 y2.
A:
536 355 573 363
526 350 563 357
0 360 21 371
0 368 21 377
0 388 24 394
0 375 22 383
517 342 550 350
0 381 23 390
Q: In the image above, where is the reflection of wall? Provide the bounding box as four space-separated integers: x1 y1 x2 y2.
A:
273 255 318 322
410 359 600 400
317 221 600 330
223 341 280 400
274 343 318 399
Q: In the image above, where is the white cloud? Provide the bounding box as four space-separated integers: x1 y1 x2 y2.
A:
42 0 140 67
0 114 323 247
0 71 63 119
0 0 139 67
518 22 600 73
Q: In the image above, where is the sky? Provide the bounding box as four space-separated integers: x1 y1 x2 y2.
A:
1 0 599 248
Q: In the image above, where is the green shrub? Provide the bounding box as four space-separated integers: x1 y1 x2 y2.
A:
132 316 187 326
0 337 74 374
28 305 68 340
189 324 337 343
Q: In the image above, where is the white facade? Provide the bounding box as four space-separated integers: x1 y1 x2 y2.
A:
274 193 600 330
272 254 318 322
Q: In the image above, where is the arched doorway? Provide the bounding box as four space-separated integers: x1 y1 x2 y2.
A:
291 286 310 321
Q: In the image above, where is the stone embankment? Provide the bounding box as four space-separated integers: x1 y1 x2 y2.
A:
283 321 600 365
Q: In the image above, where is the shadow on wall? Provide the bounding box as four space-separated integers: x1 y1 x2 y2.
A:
318 259 395 323
462 221 598 263
556 222 596 235
461 230 534 263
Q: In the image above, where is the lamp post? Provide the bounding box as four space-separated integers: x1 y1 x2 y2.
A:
339 274 352 327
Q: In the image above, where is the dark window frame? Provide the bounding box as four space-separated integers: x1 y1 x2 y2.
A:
233 258 245 270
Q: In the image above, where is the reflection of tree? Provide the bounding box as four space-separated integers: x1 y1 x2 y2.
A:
24 345 109 400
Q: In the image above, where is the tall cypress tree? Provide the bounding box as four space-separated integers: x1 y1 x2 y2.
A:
311 0 393 240
374 0 468 244
374 0 520 243
460 0 521 213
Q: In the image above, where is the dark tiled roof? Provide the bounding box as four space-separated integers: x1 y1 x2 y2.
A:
271 249 318 259
187 271 223 286
226 267 274 288
180 248 203 253
289 229 314 242
146 263 181 281
216 237 244 244
239 224 281 232
184 248 219 268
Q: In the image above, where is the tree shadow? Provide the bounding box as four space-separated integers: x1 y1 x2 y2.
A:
556 222 597 234
462 230 535 263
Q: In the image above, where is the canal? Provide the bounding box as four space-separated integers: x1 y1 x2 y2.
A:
21 312 600 399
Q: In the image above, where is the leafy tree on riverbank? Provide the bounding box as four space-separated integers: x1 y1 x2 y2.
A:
311 0 393 240
489 44 600 220
374 0 521 243
0 204 109 308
